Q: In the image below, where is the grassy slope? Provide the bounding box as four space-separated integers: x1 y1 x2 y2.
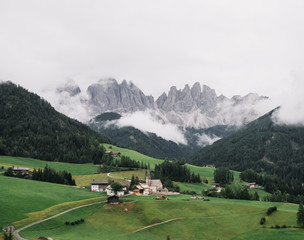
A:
0 175 104 228
0 155 97 175
21 195 302 240
103 144 163 169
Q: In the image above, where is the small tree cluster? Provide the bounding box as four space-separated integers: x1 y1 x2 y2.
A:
297 202 304 227
213 167 234 185
266 206 277 215
32 165 76 185
65 219 84 226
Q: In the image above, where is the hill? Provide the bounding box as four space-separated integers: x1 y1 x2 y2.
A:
89 112 237 160
0 175 104 229
0 82 112 163
89 113 195 159
189 109 304 181
20 194 301 240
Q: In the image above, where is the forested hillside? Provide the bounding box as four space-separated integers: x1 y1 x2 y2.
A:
0 82 112 163
89 112 195 159
190 108 304 181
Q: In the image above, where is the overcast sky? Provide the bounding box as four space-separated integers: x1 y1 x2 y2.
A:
1 0 304 102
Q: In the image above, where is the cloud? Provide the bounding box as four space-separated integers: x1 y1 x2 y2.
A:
271 71 304 126
196 134 221 147
116 111 187 144
41 86 93 123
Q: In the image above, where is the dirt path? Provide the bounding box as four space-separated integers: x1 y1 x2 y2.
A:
132 218 184 234
13 201 105 240
107 172 124 180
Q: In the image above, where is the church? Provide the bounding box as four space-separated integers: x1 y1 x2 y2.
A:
133 169 168 195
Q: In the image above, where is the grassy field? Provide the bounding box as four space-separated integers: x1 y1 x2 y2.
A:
0 175 104 229
20 194 302 240
103 144 163 169
0 155 98 175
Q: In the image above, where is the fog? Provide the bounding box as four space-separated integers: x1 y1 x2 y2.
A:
116 111 187 145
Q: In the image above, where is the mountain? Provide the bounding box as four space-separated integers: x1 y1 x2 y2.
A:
89 112 237 160
0 82 113 163
53 78 268 129
189 108 304 181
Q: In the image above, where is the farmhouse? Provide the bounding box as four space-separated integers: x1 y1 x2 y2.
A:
107 195 119 204
13 167 30 175
247 182 259 188
134 169 168 195
106 185 126 197
105 151 121 157
90 179 108 192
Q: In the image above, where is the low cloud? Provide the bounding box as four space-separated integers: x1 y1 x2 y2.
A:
41 87 93 123
116 110 187 144
271 72 304 126
196 133 221 147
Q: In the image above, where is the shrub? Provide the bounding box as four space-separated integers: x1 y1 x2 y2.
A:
267 206 277 215
260 217 266 225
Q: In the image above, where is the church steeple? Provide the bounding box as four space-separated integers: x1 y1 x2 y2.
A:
146 169 151 186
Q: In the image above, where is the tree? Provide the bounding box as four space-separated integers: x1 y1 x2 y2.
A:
213 167 234 185
297 202 304 227
111 182 123 194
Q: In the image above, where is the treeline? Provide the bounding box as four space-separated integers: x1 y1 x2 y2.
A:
240 169 304 203
204 185 259 201
0 82 112 164
190 109 304 182
32 165 75 185
98 151 149 173
153 159 201 184
4 165 76 185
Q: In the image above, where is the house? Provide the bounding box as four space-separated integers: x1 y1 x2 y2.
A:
133 169 163 195
90 179 108 192
247 182 259 188
106 185 126 197
107 195 119 204
104 151 121 157
13 167 30 175
211 183 220 188
211 183 223 192
203 165 215 168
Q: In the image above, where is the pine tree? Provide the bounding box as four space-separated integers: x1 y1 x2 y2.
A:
297 202 304 227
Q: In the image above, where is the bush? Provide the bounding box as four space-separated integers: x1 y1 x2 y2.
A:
260 217 266 225
267 206 277 215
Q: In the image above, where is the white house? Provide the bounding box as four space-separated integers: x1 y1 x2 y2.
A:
106 185 126 197
90 179 109 192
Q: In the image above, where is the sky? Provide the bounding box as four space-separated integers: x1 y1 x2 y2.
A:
1 0 304 125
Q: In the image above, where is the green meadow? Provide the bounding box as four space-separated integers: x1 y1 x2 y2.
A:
103 144 163 169
0 155 98 175
20 195 302 240
0 175 104 229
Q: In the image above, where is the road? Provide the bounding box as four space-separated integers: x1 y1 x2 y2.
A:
13 201 105 240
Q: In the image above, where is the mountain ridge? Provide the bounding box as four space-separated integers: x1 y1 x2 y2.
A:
54 78 268 129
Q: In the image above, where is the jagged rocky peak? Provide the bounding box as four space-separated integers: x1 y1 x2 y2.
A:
86 78 154 113
56 79 81 96
157 82 219 113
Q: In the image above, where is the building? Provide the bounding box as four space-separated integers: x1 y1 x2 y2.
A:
90 179 108 192
134 169 164 195
107 195 119 204
247 182 259 188
106 185 126 197
12 167 30 175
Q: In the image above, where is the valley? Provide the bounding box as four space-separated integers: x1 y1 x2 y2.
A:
1 146 303 240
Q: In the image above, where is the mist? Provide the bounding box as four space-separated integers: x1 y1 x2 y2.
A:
116 111 187 145
272 72 304 126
